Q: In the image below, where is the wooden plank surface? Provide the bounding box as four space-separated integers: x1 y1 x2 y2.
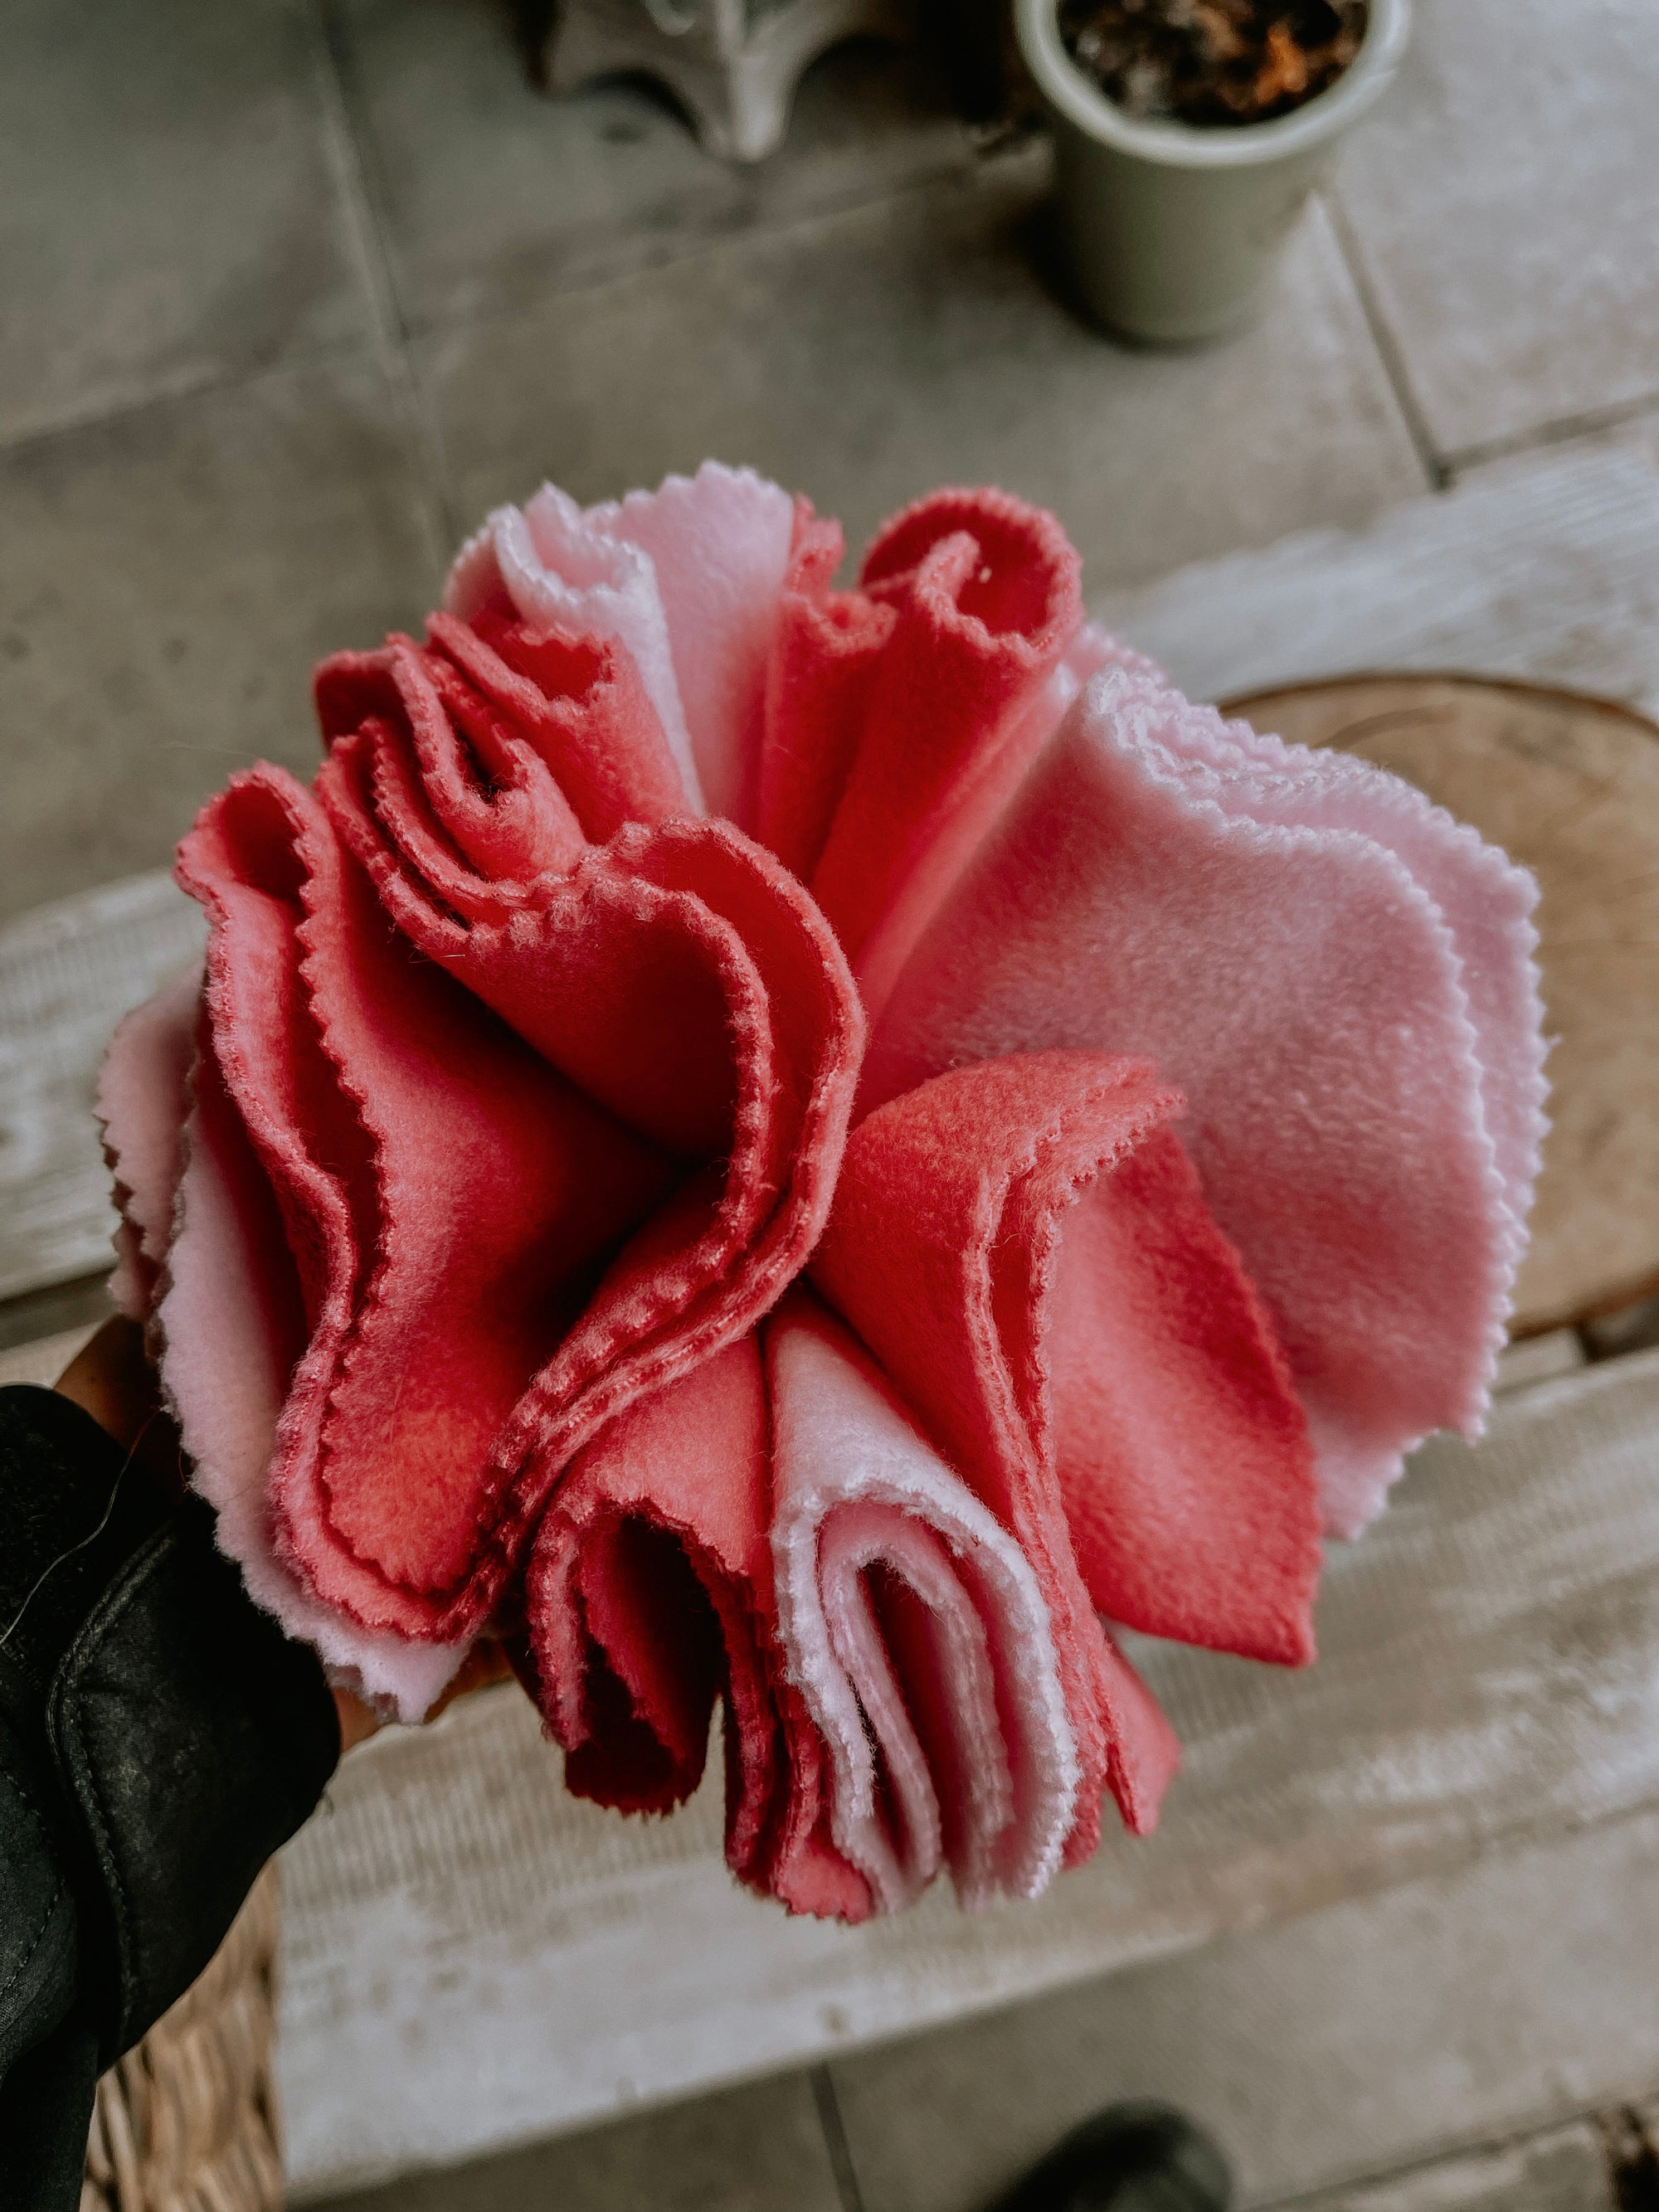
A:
0 872 201 1303
1093 444 1659 717
279 1348 1659 2196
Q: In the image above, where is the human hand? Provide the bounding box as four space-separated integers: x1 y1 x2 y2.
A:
52 1317 513 1754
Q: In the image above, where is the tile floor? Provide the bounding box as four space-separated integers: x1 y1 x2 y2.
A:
309 2073 850 2212
7 0 1659 2204
9 0 1657 926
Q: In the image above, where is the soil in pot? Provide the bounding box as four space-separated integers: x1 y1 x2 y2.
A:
1057 0 1369 126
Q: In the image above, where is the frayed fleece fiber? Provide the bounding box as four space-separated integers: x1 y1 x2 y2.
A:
864 667 1547 1534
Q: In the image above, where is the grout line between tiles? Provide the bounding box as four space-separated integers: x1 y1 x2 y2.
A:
812 2066 871 2212
1319 184 1447 494
311 0 405 357
0 340 377 467
1445 391 1659 481
313 0 461 561
400 129 1048 358
1247 2092 1651 2212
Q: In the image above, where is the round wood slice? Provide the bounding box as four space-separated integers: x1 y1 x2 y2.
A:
1220 674 1659 1338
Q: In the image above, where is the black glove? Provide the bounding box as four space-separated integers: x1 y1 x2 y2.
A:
0 1383 341 2212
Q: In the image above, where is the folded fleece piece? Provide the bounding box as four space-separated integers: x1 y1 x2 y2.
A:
97 462 1544 1918
522 1291 1087 1921
102 607 864 1713
446 461 798 829
515 1043 1318 1905
100 955 473 1714
864 665 1548 1534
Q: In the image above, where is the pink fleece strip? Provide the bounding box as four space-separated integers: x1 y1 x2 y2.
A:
445 463 800 829
767 1294 1080 1912
95 964 202 1320
1163 699 1548 1276
866 666 1534 1534
583 464 796 831
447 492 702 811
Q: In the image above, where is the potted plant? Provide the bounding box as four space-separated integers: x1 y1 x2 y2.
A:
1014 0 1410 343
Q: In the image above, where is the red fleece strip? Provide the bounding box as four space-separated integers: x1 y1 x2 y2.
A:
757 502 895 882
757 489 1083 1016
177 769 670 1637
804 489 1083 1018
261 618 866 1640
523 1337 873 1921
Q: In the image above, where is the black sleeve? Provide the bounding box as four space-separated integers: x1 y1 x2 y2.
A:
0 1384 341 2212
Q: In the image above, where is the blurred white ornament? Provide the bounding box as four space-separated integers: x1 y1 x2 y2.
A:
551 0 915 163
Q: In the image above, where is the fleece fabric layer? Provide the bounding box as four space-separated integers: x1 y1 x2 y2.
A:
177 768 673 1646
95 463 1545 1918
757 489 1085 1028
97 965 202 1324
523 1334 872 1922
446 461 797 829
813 1048 1321 1854
522 1291 1087 1919
767 1291 1081 1912
95 826 482 1714
864 667 1545 1532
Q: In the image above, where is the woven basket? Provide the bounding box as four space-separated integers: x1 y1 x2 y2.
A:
81 1864 284 2212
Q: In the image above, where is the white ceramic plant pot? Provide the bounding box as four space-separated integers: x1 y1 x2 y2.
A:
1014 0 1410 343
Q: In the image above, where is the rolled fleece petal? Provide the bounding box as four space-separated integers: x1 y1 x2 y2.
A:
447 492 698 813
866 667 1544 1533
576 464 797 830
767 1291 1081 1913
815 1049 1321 1851
446 462 798 829
176 767 674 1654
524 1335 871 1924
760 489 1083 1020
757 503 896 882
311 619 864 1642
